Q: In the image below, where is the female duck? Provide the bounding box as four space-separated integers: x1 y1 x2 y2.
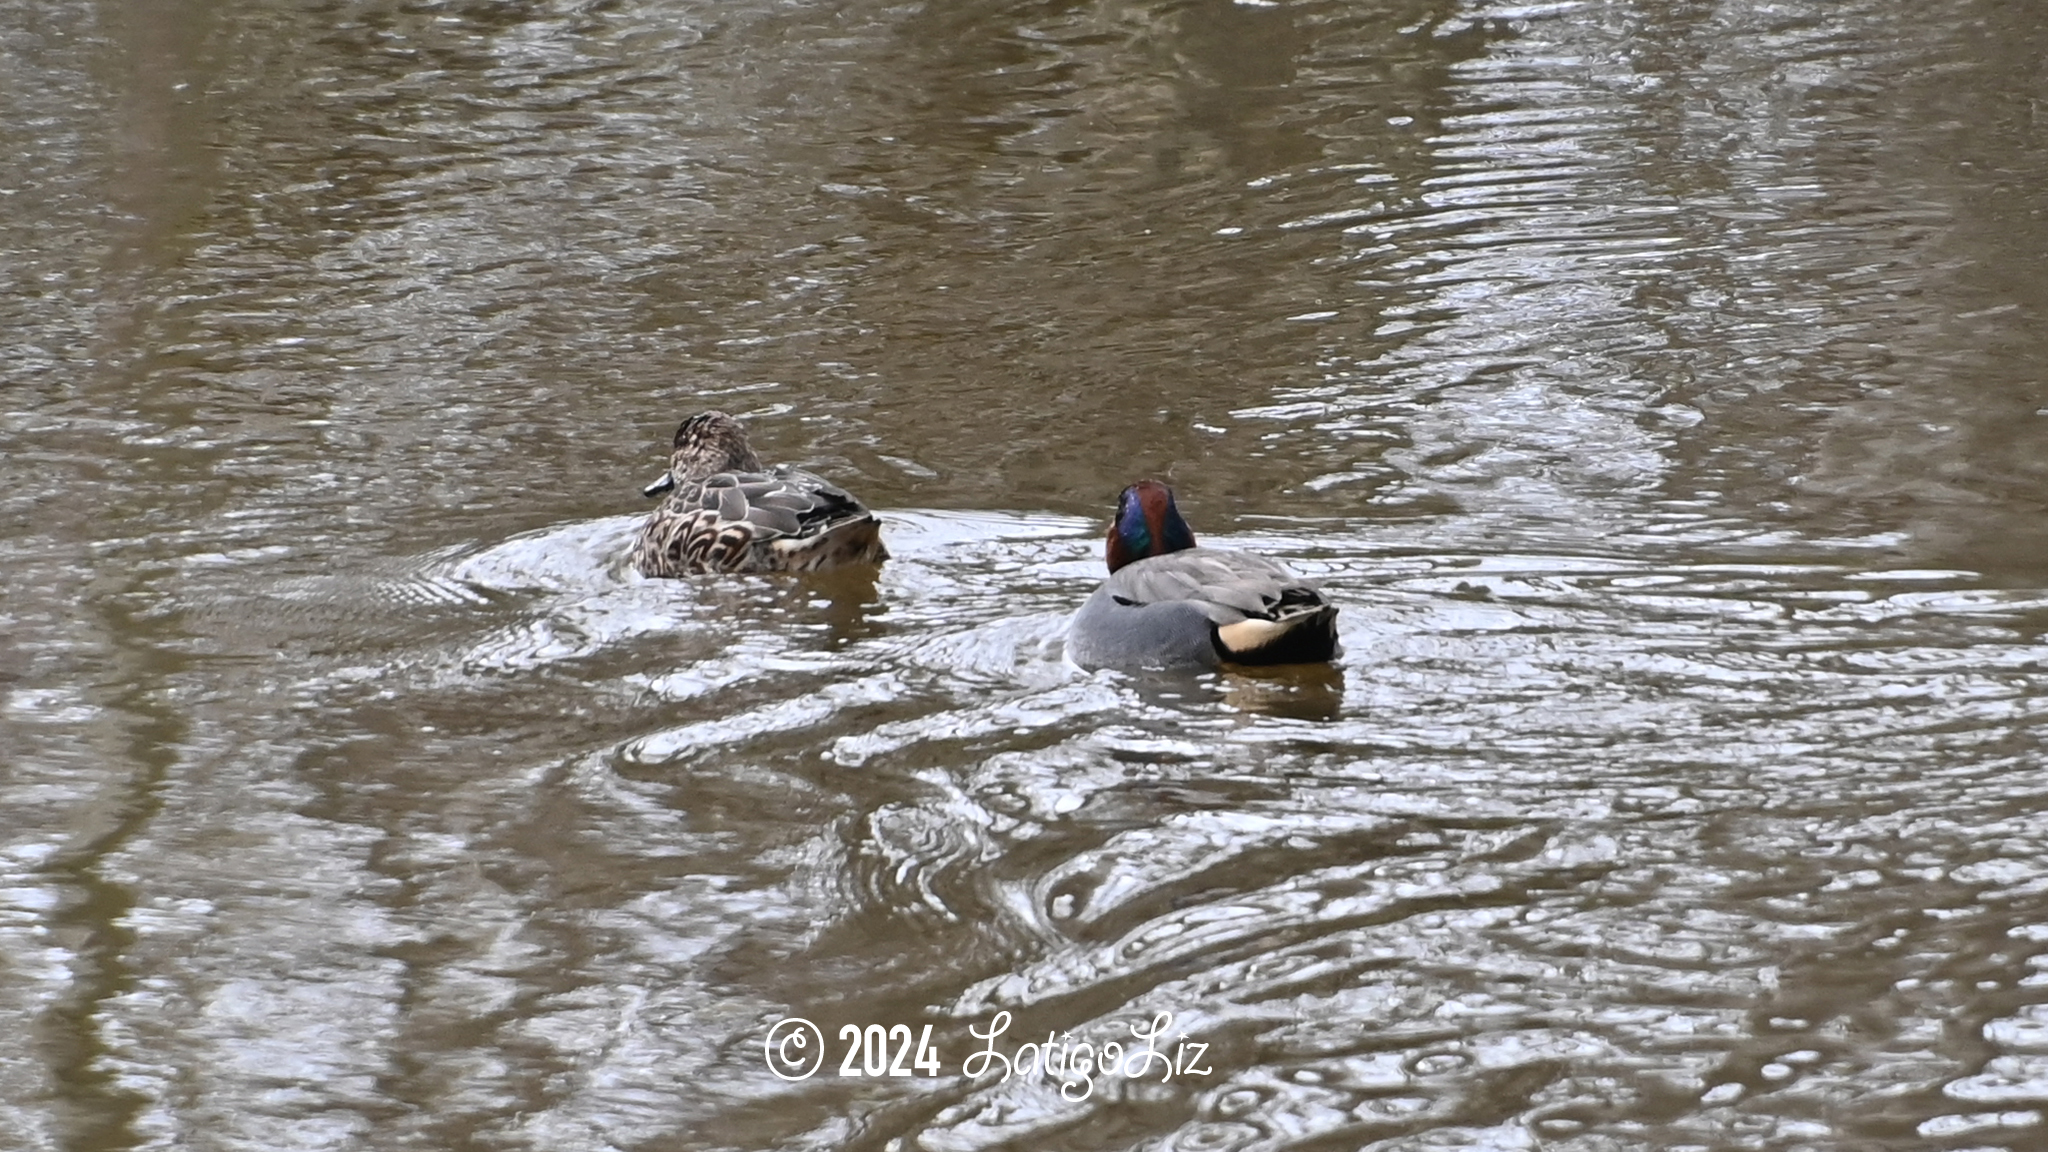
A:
632 411 888 576
1067 480 1338 670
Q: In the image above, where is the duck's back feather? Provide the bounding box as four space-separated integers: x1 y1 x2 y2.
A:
633 466 887 576
1068 547 1339 669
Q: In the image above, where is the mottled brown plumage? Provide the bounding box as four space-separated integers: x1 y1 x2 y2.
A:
631 412 888 576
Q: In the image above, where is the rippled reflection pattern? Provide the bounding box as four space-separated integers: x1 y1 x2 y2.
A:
5 0 2048 1149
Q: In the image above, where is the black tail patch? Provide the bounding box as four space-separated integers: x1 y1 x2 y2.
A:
1216 604 1340 666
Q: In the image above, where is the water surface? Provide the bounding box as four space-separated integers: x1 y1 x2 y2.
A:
6 0 2048 1149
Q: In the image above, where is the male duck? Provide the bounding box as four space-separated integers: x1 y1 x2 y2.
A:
1067 480 1339 670
631 411 888 576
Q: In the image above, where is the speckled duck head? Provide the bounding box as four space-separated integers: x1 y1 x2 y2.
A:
643 411 768 497
1105 480 1200 573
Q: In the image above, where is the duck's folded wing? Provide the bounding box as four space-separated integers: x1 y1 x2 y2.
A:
1104 549 1321 624
691 470 871 541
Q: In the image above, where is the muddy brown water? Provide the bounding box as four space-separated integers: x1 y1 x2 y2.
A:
7 1 2048 1149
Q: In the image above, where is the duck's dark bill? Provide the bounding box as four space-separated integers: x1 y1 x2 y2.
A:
642 473 677 498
